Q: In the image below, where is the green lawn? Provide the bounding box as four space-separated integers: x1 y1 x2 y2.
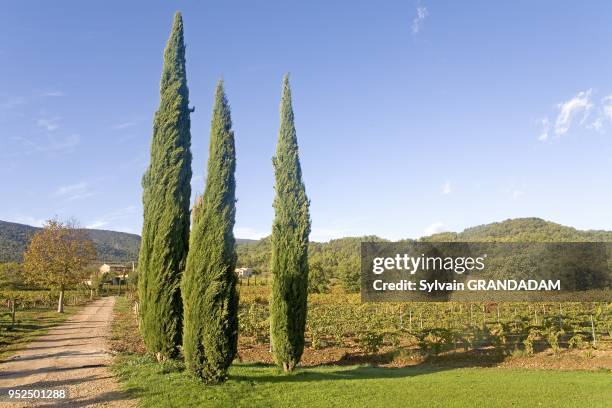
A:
0 306 78 360
112 355 611 408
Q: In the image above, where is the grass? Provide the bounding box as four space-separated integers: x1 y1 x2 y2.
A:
108 293 146 354
110 296 611 408
112 356 612 408
0 306 78 360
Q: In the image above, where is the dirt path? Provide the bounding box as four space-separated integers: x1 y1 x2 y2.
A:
0 296 136 407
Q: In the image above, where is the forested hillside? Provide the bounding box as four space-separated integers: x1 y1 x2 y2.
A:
236 218 612 292
4 217 612 284
0 220 141 263
425 217 612 242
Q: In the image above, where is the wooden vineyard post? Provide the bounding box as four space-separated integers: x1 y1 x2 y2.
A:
10 299 16 327
409 309 412 331
591 315 597 347
470 303 474 326
482 307 486 329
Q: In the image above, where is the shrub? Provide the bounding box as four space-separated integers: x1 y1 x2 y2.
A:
523 329 541 356
546 330 563 355
418 329 450 356
568 333 586 349
357 331 384 354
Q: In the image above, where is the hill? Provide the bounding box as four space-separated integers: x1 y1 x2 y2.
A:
236 218 612 292
4 217 612 277
0 220 141 263
0 220 257 264
425 217 612 242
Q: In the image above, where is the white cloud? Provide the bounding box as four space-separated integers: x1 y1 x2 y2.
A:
412 4 429 35
112 121 137 130
36 116 61 131
584 94 612 132
0 96 25 110
512 189 525 200
554 89 592 136
589 117 604 132
308 216 374 242
56 181 88 196
13 133 80 155
55 181 96 201
86 221 108 229
538 117 550 141
66 192 96 201
441 180 451 195
423 221 445 236
587 95 612 132
233 226 268 240
310 227 350 242
43 90 64 97
48 134 80 153
601 95 612 122
13 216 46 227
86 206 137 230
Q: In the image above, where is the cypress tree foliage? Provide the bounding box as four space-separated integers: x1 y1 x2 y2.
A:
270 75 311 373
138 12 192 361
182 81 239 383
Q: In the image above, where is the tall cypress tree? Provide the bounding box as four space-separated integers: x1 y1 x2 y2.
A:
182 81 238 383
138 12 192 361
270 75 311 372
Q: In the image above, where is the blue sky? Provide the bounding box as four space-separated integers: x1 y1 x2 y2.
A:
2 1 612 241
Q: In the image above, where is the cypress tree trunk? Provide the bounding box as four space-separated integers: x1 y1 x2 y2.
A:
138 12 192 360
57 285 65 313
270 75 311 372
182 81 238 383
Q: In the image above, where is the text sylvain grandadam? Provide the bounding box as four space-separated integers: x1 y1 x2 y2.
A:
370 254 561 292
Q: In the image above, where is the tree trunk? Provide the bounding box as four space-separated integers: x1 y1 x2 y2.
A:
282 361 295 373
10 299 16 327
57 288 65 313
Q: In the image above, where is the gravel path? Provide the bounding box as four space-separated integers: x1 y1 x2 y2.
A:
0 296 136 407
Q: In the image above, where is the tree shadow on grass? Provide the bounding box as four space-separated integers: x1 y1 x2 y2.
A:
231 348 508 384
231 364 444 384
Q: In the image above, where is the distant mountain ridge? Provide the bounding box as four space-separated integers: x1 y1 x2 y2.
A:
0 220 141 263
0 219 257 263
235 218 612 287
424 217 612 242
3 217 612 265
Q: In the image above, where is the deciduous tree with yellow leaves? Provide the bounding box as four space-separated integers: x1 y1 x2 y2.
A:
23 219 96 313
